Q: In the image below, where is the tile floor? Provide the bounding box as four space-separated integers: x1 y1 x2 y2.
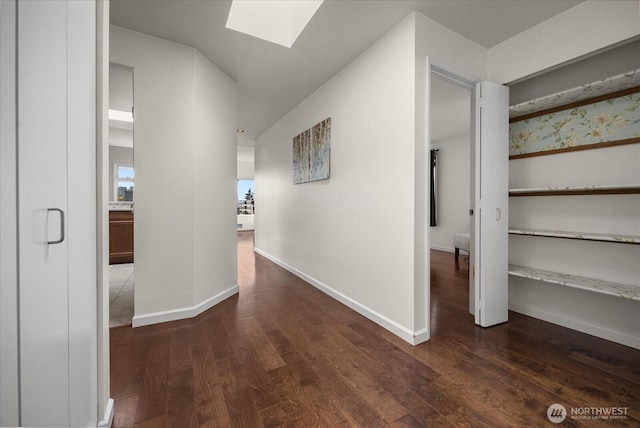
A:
109 263 134 328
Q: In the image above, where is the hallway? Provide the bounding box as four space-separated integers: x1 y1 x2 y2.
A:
110 232 640 427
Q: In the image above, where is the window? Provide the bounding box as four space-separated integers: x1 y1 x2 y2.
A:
114 163 134 201
237 179 254 214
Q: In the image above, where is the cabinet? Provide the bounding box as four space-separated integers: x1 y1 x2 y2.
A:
109 210 134 264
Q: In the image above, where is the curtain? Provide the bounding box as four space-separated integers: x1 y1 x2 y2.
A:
430 149 438 227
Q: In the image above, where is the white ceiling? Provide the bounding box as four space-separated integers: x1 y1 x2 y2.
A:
110 0 584 147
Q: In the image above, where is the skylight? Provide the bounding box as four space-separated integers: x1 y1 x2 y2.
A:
226 0 324 48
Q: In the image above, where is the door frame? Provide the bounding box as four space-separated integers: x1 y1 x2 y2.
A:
96 0 114 425
426 61 480 329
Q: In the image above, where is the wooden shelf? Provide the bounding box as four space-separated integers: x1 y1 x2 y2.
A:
509 228 640 245
509 184 640 197
508 264 640 301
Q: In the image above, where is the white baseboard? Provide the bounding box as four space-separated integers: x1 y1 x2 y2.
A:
97 398 114 427
413 327 430 344
254 247 428 346
132 284 239 328
509 303 640 350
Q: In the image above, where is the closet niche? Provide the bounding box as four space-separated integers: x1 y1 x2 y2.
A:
507 68 640 350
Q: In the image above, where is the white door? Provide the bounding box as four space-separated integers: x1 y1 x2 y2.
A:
472 81 509 327
18 1 97 426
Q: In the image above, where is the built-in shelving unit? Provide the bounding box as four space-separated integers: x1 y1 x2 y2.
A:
508 264 640 301
508 70 640 348
508 228 640 245
509 184 640 197
508 76 640 316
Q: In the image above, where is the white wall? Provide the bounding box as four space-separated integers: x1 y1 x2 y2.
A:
238 161 255 179
109 63 132 112
488 0 640 84
256 14 418 339
109 127 133 148
429 137 470 253
238 145 255 179
110 26 238 325
192 50 238 306
429 76 471 253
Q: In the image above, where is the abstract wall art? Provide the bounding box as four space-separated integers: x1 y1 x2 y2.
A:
293 117 331 184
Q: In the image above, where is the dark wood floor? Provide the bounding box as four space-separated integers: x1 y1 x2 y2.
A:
110 232 640 427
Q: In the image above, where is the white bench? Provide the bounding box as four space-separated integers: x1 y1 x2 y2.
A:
453 233 470 262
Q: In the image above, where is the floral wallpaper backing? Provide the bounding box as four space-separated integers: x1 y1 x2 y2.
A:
509 90 640 157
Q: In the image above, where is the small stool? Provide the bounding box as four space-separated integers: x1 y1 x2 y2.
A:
453 233 470 262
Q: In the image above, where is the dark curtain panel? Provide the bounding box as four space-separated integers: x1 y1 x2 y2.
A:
430 149 438 227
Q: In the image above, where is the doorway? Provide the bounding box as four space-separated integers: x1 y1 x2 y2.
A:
427 63 510 334
237 178 255 231
428 72 473 334
108 63 135 327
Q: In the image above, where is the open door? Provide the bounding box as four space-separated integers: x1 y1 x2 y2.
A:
471 81 509 327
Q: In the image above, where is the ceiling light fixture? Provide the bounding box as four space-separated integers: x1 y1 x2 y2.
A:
226 0 323 48
237 128 246 133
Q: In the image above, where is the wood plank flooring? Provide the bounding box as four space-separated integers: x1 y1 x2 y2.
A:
110 231 640 427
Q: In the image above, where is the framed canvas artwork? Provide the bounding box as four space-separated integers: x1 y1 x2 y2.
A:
293 117 330 184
